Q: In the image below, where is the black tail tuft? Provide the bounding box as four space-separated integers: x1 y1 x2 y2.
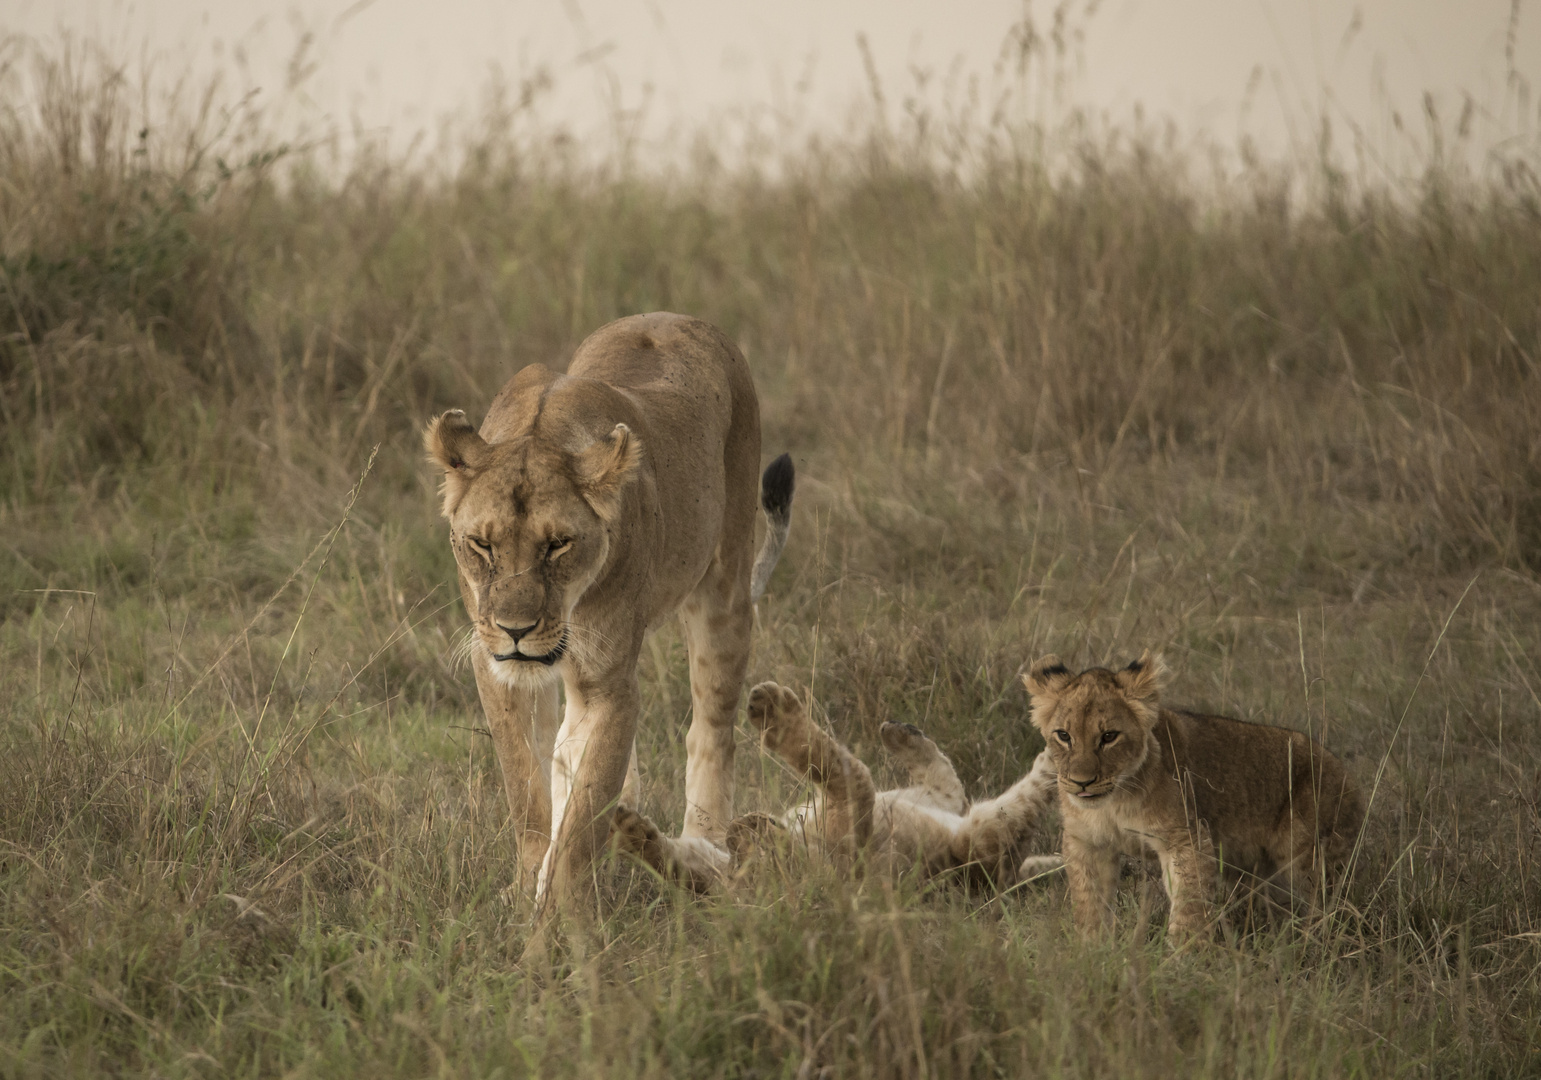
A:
760 453 795 519
751 453 795 603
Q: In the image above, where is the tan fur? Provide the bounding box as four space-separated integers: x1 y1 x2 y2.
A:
613 682 1059 890
424 313 790 924
1024 652 1364 940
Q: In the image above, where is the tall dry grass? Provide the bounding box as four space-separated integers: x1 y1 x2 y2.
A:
2 27 1541 1078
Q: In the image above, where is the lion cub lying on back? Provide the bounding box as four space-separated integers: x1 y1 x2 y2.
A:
613 681 1060 889
1025 653 1363 939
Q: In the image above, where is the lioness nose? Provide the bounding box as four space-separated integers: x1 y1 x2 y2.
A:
497 620 540 643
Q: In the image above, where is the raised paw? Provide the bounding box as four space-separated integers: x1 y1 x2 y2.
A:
875 721 943 770
880 720 942 765
747 681 806 741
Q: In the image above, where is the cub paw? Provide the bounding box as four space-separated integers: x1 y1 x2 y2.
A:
879 720 941 765
879 720 929 751
1017 854 1065 881
747 681 805 738
611 804 662 856
726 811 786 861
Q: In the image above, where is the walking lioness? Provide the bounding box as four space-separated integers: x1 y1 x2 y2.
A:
424 313 793 924
1024 653 1363 939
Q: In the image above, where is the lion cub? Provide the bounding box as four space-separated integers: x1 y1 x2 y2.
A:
1024 652 1363 939
612 681 1060 889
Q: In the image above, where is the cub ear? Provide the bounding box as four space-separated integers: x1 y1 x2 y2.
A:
572 423 643 520
1114 651 1170 703
1022 655 1074 699
424 410 488 517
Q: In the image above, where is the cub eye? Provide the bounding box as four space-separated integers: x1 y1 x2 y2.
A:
1100 730 1120 745
545 537 573 561
1053 730 1071 745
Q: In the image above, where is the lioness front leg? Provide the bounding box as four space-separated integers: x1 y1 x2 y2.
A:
471 651 561 895
535 679 641 919
1063 831 1122 937
748 682 875 854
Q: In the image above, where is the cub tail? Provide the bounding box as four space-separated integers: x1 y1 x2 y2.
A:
750 452 795 603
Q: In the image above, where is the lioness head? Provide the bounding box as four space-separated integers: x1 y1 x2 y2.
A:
425 408 642 679
1022 652 1169 801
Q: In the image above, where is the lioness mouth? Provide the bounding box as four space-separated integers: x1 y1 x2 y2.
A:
493 633 568 667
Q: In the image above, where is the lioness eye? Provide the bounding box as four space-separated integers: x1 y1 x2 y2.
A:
1054 730 1071 744
1100 731 1120 745
467 536 492 558
546 538 573 560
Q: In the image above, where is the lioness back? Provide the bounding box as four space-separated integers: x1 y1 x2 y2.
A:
569 313 760 601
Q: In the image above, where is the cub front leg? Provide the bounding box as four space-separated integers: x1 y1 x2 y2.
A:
1063 829 1122 937
748 682 875 854
1152 827 1216 940
947 748 1058 881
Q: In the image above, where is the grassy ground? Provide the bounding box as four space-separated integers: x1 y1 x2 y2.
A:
3 33 1541 1078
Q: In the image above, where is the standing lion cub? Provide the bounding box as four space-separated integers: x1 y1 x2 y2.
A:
1024 653 1363 939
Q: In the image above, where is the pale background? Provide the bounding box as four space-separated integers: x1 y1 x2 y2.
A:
7 0 1539 171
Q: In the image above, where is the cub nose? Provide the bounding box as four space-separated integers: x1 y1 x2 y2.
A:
497 620 540 643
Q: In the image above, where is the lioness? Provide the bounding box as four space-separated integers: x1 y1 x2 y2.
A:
612 681 1062 889
424 313 793 921
1024 653 1363 939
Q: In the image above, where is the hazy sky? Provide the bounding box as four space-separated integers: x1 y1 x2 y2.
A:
8 0 1538 171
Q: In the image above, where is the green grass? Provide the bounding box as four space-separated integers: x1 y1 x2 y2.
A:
3 30 1541 1078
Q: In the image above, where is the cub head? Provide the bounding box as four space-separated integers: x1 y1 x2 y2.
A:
424 409 642 681
1022 652 1169 802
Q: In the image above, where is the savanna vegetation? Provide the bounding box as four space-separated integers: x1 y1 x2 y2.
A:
2 21 1540 1078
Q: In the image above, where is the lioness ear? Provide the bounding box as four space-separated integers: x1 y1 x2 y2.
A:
424 409 488 518
573 423 643 520
1022 655 1073 699
1114 651 1170 703
425 409 487 472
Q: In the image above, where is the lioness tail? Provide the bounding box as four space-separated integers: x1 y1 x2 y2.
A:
750 453 795 603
